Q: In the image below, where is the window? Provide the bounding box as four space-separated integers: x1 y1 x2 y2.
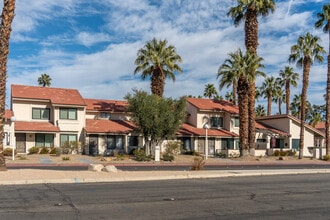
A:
32 108 50 120
106 135 124 150
221 138 234 149
60 134 77 147
234 117 239 127
128 136 139 146
100 112 110 119
35 134 54 147
60 108 77 120
210 117 223 128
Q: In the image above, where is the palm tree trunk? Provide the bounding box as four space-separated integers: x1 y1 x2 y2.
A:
278 100 282 115
0 0 16 171
151 67 165 97
267 94 272 116
326 54 330 156
286 81 290 115
232 82 237 105
248 81 256 156
299 59 311 159
245 8 258 156
238 76 249 157
245 9 258 53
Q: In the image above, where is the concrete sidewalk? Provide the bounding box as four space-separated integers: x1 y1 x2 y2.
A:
1 168 330 185
1 155 330 185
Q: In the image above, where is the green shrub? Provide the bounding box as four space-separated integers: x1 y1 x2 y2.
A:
165 141 182 155
215 152 226 158
3 147 16 156
49 147 61 156
162 153 174 162
29 146 40 154
274 150 294 157
191 157 205 170
39 147 49 154
323 155 330 161
62 156 70 161
133 149 152 161
114 153 128 161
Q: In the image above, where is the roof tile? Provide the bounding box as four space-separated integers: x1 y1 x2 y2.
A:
15 121 60 132
186 98 239 114
84 98 127 112
11 84 86 106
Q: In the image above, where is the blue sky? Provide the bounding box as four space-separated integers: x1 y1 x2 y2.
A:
3 0 329 113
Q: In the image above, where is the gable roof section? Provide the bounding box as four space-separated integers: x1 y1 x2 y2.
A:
85 119 135 134
84 98 128 112
255 122 290 137
11 84 86 106
178 123 238 137
15 121 60 132
257 114 325 137
186 98 239 114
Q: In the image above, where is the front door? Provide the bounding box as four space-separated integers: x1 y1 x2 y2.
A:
89 135 98 156
15 133 26 153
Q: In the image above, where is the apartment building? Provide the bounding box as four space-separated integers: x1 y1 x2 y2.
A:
7 84 325 157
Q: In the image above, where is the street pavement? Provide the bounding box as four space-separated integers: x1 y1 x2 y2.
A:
1 155 330 185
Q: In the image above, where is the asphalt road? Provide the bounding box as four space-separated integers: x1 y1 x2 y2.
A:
1 173 330 219
7 163 330 171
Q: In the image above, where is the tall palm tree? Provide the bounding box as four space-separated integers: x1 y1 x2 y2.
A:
0 0 16 171
279 66 299 115
315 3 330 156
203 83 218 99
221 49 264 156
255 104 266 117
259 76 277 116
272 78 285 115
134 38 182 97
37 73 52 87
290 94 312 121
228 0 275 156
289 32 325 159
217 58 239 105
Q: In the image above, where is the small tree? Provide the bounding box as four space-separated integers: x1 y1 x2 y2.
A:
125 89 186 156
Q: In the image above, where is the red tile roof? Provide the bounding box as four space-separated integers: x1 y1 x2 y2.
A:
177 123 238 137
4 110 14 119
85 119 135 134
186 98 239 114
314 122 325 129
15 121 60 132
11 84 86 106
84 98 128 112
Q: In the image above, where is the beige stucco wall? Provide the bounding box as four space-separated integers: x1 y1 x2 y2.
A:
12 101 53 122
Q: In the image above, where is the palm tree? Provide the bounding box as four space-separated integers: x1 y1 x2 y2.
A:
255 104 266 117
290 94 302 118
228 0 275 156
289 32 326 159
0 0 16 171
272 78 285 115
315 3 330 156
134 38 182 97
259 76 277 116
217 58 239 105
279 66 299 115
203 83 218 99
225 91 234 103
37 73 52 87
221 49 264 156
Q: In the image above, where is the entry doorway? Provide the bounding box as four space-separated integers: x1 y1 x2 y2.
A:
15 133 26 153
89 135 99 156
